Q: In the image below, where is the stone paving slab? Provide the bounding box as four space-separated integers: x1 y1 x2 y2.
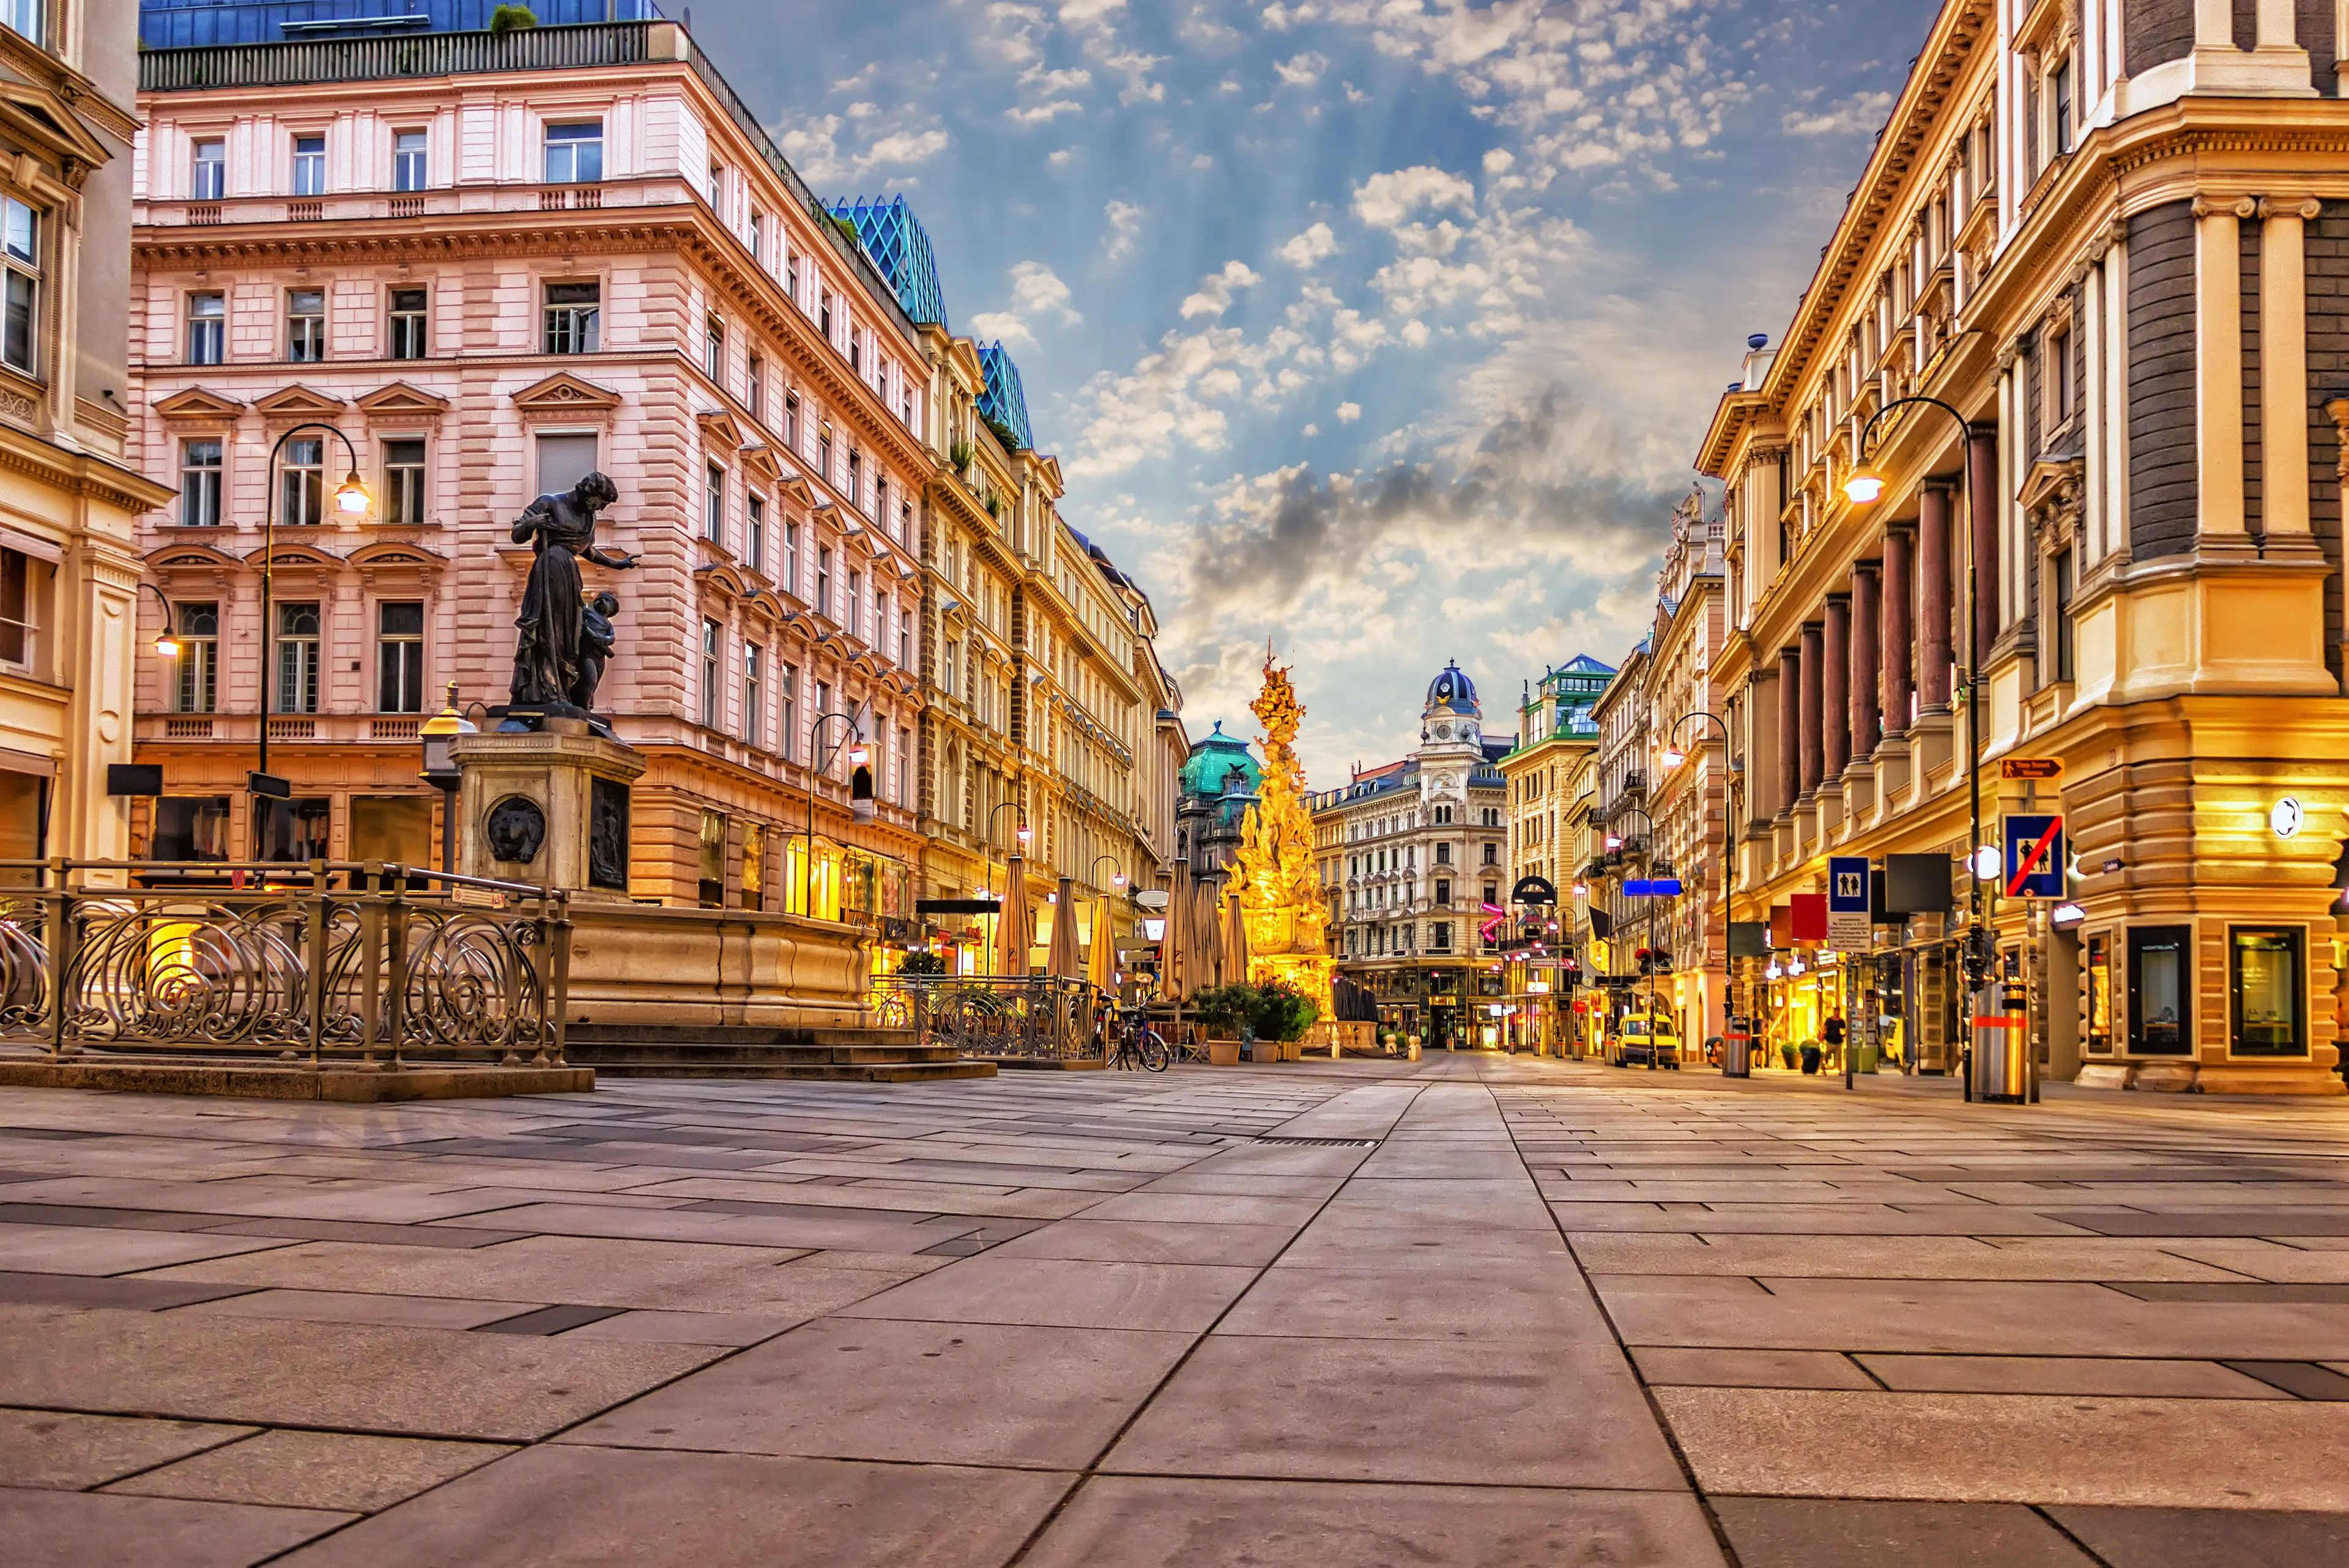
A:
5 1059 2349 1562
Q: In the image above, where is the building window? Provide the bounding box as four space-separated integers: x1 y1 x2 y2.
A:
748 353 766 423
817 547 832 619
783 520 799 597
535 431 597 496
2052 547 2075 684
700 618 721 728
281 437 325 526
1432 922 1452 953
748 210 764 265
846 568 861 641
393 129 428 192
704 314 725 382
0 199 35 375
275 601 321 713
1434 878 1450 907
941 637 958 696
544 122 604 184
746 494 766 576
2230 926 2305 1057
704 463 725 544
697 808 726 908
819 291 833 339
2052 58 2074 157
190 136 226 201
286 288 325 362
384 438 426 526
818 424 833 486
846 449 862 513
1482 843 1499 866
2126 925 2191 1056
1435 842 1451 865
2085 934 2111 1056
1434 804 1452 825
543 281 599 354
0 547 35 668
784 392 800 451
388 288 428 359
152 796 231 860
186 292 225 365
741 819 766 912
743 643 763 747
291 134 325 197
785 251 799 304
258 796 331 862
779 664 796 759
171 602 218 712
179 440 223 527
376 600 425 712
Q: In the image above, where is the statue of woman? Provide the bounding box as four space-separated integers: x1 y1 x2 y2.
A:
508 472 636 708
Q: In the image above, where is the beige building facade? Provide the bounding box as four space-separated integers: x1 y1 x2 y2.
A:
1698 0 2349 1093
0 0 175 870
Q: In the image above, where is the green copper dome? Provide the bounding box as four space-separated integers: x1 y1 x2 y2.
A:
1180 722 1261 799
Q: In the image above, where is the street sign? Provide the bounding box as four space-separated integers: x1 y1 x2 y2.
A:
917 898 1003 915
1827 856 1871 950
1622 878 1683 898
2000 757 2064 781
1510 875 1559 906
2002 814 2065 899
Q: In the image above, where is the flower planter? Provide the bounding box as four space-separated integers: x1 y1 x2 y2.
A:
1249 1038 1285 1064
1206 1038 1242 1067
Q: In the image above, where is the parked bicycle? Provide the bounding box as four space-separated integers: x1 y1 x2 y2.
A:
1101 998 1170 1072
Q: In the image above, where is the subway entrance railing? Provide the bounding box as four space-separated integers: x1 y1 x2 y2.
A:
0 860 570 1072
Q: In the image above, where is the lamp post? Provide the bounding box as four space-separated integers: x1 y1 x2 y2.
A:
254 422 369 853
1662 709 1741 1074
417 682 477 875
803 711 863 919
1842 395 1998 1098
138 583 184 662
982 801 1031 978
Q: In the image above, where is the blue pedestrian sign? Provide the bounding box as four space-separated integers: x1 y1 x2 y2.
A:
1827 855 1871 949
2003 814 2065 899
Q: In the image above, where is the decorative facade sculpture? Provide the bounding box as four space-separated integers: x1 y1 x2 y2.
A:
1232 647 1335 1007
508 472 636 713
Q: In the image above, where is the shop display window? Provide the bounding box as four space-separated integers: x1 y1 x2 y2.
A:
2085 934 2110 1055
2126 925 2191 1056
349 796 432 869
2228 926 2304 1058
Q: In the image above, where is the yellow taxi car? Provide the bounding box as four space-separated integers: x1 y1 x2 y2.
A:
1608 1010 1683 1070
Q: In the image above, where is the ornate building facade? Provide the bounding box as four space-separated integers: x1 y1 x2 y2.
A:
1698 0 2349 1093
1312 662 1509 1049
124 9 1179 964
1498 654 1613 1050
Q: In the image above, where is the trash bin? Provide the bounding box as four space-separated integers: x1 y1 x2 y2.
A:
1799 1043 1822 1075
1722 1019 1751 1079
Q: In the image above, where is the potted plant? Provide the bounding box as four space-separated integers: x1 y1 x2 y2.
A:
1190 984 1252 1066
1248 980 1319 1062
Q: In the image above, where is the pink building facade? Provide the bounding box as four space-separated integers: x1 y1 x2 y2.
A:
128 23 933 914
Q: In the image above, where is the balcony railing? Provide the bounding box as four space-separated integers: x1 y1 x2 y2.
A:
139 21 655 91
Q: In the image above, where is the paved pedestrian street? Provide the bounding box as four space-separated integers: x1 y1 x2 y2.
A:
3 1060 2348 1566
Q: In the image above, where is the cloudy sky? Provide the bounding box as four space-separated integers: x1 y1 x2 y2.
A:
695 0 1942 782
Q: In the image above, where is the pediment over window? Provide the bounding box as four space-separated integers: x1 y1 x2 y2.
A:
349 540 448 571
696 409 744 450
253 385 350 420
144 541 239 571
151 386 244 423
0 80 114 181
355 382 450 419
511 371 622 417
242 541 344 571
738 442 780 485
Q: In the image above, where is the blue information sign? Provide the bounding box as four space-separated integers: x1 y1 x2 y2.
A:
2002 815 2065 899
1827 855 1871 948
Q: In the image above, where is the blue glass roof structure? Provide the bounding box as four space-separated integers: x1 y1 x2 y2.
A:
139 0 659 48
978 344 1033 451
829 196 948 331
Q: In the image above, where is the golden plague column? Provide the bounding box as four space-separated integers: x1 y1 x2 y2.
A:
1233 651 1335 1008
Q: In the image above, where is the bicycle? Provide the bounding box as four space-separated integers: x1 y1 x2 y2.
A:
1102 999 1170 1072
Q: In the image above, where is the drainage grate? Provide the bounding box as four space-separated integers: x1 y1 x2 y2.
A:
1253 1136 1379 1148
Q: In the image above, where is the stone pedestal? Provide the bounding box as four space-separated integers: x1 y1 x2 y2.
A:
450 722 645 898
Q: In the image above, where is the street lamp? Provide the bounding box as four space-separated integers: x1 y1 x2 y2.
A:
254 422 369 851
417 682 477 875
803 711 863 917
138 583 181 660
1843 393 1999 1093
981 801 1030 976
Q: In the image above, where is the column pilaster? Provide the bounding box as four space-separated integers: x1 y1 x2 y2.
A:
2194 194 2256 536
1917 483 1954 716
2259 196 2321 536
1850 565 1882 762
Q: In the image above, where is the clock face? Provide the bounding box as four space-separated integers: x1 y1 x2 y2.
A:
2271 797 2304 838
1434 723 1452 741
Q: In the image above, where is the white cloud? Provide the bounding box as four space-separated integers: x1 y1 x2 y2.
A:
1783 89 1896 138
1007 100 1084 124
774 114 948 183
1277 221 1340 268
971 261 1083 347
1179 260 1262 320
1301 422 1320 437
1352 165 1477 229
1104 199 1145 261
1274 51 1327 87
1335 402 1362 424
1192 152 1215 169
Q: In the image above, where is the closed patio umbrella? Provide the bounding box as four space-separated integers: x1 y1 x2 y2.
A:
998 854 1032 978
1192 875 1225 991
1086 889 1117 993
1045 875 1083 980
1165 861 1194 1001
1223 889 1251 987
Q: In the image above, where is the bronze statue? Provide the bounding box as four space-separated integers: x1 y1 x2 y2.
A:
509 472 635 710
569 591 620 711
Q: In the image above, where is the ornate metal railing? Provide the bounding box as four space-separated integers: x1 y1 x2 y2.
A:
870 975 1106 1064
0 860 570 1071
